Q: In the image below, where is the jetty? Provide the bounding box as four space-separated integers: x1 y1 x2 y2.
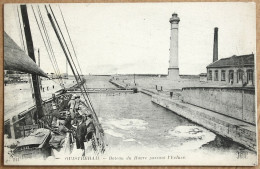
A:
67 87 134 93
109 78 256 152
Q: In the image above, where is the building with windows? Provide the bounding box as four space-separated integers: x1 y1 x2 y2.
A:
206 54 254 86
4 70 29 84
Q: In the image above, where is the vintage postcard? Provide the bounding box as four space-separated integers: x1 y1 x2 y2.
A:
4 2 257 166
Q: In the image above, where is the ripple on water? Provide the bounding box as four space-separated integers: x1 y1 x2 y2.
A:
105 129 124 138
167 126 216 150
104 118 148 131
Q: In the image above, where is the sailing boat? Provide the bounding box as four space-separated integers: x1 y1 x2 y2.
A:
4 4 105 160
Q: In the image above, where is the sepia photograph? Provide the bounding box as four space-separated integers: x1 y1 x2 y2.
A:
3 2 257 166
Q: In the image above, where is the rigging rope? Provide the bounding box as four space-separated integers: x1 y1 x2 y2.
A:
30 11 63 90
48 5 89 91
37 5 64 86
58 5 84 76
33 6 65 88
37 6 61 77
31 5 59 84
45 5 101 124
48 5 82 80
48 5 93 105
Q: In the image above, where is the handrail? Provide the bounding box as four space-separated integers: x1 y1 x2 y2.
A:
182 86 255 92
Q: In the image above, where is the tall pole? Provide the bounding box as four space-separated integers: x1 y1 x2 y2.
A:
20 5 44 122
213 27 218 62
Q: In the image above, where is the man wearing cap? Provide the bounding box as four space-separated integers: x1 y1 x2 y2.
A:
74 95 84 112
75 115 87 150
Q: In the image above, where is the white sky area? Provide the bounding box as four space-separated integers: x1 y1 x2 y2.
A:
4 3 256 75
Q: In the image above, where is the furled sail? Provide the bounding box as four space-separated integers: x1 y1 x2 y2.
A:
4 32 48 77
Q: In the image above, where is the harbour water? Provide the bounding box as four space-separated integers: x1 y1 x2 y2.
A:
84 76 254 158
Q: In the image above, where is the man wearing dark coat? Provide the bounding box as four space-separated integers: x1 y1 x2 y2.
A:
85 113 96 141
75 115 87 150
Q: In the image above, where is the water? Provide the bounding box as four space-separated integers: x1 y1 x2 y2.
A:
89 92 216 155
83 76 254 157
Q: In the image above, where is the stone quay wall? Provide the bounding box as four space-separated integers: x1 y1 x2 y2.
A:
151 95 256 152
181 87 256 125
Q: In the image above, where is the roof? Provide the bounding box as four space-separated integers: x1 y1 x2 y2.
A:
207 54 254 68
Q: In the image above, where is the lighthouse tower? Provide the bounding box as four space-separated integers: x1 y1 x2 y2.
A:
168 13 180 80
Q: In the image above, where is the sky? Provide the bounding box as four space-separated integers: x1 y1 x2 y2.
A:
4 3 256 75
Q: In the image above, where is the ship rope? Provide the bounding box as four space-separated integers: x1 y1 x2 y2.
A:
32 6 65 88
45 5 102 126
50 5 98 116
48 5 82 81
58 5 84 76
37 5 64 86
31 6 60 85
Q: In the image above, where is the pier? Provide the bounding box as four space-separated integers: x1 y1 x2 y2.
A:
109 78 256 152
67 87 134 93
152 94 256 151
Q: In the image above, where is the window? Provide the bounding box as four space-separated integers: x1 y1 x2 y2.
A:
247 69 253 83
229 70 234 84
237 69 244 83
221 70 226 81
208 70 212 80
214 70 218 81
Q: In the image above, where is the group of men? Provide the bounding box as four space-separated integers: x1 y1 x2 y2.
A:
51 94 96 150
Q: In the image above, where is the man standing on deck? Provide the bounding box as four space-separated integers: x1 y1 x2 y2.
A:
85 113 96 142
75 95 84 111
64 111 74 131
68 94 77 119
75 115 87 151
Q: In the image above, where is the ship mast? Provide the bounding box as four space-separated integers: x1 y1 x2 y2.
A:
20 5 44 122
